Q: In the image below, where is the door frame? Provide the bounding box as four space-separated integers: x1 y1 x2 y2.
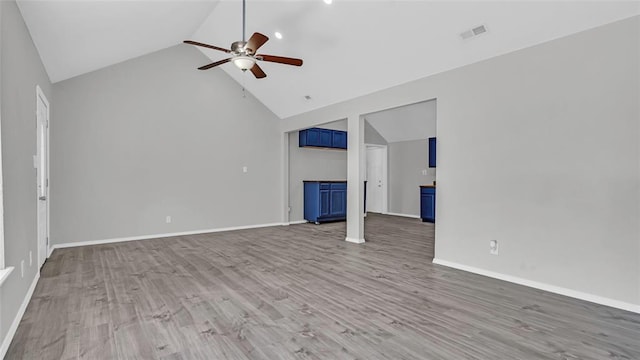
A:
365 144 388 214
36 85 50 267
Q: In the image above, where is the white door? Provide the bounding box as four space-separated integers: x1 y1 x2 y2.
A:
366 146 387 213
36 86 49 268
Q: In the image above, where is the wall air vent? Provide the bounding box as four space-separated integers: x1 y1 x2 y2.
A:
460 24 488 40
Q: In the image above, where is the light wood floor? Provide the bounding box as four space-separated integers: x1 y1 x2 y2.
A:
6 213 640 359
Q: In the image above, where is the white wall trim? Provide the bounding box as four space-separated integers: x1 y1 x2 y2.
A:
286 220 308 225
345 237 366 244
0 272 40 359
51 222 287 251
433 258 640 314
385 212 421 219
0 266 14 287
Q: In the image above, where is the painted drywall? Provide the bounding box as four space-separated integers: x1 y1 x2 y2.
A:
365 100 437 143
388 140 435 216
0 0 52 350
51 45 282 245
282 17 640 306
364 120 387 146
288 120 347 222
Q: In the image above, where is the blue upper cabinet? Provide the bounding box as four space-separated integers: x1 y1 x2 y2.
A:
331 130 347 149
299 128 347 150
428 137 436 168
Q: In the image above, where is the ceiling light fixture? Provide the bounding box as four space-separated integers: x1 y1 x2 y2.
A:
232 56 256 70
274 31 283 39
323 0 332 4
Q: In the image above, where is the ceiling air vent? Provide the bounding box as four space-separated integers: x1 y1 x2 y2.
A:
460 24 488 40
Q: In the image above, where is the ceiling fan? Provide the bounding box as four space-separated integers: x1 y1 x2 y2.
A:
184 0 303 79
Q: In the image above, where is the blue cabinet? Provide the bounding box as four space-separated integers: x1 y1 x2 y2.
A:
428 137 436 168
299 128 347 149
420 186 436 222
304 181 347 223
332 130 347 149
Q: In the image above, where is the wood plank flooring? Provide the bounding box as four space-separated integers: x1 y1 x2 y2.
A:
6 213 640 359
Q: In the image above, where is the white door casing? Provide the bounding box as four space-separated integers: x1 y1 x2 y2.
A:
36 86 49 268
366 145 387 214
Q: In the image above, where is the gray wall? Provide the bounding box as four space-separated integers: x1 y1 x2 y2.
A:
0 0 52 349
364 121 387 146
51 45 282 244
388 140 435 216
282 17 640 306
288 120 347 222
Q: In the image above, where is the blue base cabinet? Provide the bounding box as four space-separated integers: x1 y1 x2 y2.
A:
420 186 436 222
304 181 347 223
300 128 347 149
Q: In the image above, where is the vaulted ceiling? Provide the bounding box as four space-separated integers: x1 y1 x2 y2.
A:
17 1 640 119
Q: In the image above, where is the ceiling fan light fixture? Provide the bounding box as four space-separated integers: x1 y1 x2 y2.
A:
233 56 256 70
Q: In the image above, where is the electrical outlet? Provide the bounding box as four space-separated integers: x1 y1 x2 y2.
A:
29 251 33 266
21 260 25 278
165 216 172 224
490 240 499 255
242 166 248 173
422 169 428 176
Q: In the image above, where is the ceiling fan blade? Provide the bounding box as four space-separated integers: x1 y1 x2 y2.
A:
184 40 231 54
198 58 232 70
250 63 267 79
245 32 269 54
257 54 303 67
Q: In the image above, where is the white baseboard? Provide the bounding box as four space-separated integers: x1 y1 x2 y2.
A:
432 258 640 314
0 266 14 287
286 220 308 225
345 237 366 244
51 222 287 251
384 212 421 219
1 272 40 359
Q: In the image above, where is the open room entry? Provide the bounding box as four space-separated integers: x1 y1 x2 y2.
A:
363 99 437 220
287 119 348 227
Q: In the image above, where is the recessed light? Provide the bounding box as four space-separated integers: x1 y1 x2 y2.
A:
323 0 332 4
274 31 283 39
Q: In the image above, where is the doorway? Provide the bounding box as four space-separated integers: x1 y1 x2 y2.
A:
366 145 387 214
36 86 49 268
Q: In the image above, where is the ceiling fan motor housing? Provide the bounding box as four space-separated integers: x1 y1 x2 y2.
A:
231 41 251 55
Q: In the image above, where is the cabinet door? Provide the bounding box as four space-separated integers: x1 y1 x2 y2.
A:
319 189 331 217
428 137 436 168
307 128 322 146
420 190 436 222
332 130 347 149
329 188 346 216
319 129 332 147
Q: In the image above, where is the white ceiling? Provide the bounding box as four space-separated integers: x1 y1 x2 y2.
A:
365 100 436 143
17 0 219 83
17 1 640 119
